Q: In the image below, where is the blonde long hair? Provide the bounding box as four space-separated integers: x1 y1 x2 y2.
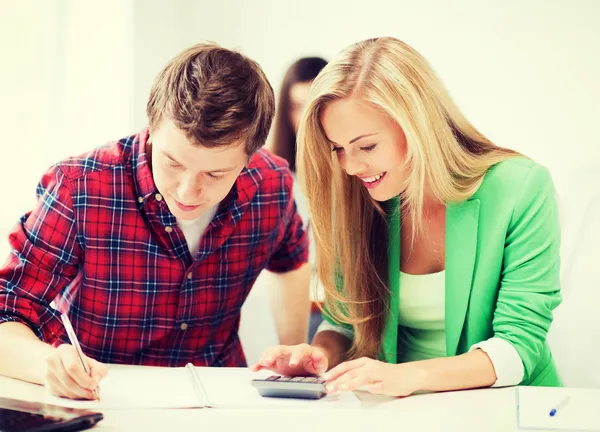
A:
297 37 519 359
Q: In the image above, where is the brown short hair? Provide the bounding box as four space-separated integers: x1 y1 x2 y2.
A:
146 42 275 155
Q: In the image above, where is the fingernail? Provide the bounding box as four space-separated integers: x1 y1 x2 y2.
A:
322 373 330 380
339 385 348 391
289 360 298 367
326 385 336 393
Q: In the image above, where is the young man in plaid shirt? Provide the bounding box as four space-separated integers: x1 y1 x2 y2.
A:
0 43 310 400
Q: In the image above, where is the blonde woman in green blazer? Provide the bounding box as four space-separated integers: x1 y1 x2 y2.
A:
251 37 561 396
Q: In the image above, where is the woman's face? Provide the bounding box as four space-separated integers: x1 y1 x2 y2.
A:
289 81 313 133
320 97 408 202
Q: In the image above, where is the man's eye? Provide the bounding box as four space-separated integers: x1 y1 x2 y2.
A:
208 173 224 179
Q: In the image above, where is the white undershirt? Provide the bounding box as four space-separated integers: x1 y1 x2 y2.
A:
176 205 218 259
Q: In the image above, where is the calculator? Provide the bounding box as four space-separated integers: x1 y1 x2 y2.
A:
251 375 327 400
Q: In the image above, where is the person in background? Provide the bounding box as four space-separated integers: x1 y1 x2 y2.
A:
0 42 310 400
267 57 328 339
253 36 562 397
268 56 328 224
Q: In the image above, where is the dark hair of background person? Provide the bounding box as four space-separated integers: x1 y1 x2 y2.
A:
270 57 327 172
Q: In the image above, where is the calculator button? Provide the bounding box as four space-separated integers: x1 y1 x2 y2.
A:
290 377 305 382
266 375 281 381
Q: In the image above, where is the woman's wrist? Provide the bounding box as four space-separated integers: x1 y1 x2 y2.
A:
311 330 352 370
402 361 430 393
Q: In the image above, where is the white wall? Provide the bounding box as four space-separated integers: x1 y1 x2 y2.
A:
0 0 135 257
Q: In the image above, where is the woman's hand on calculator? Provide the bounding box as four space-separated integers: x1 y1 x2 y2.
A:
250 344 328 376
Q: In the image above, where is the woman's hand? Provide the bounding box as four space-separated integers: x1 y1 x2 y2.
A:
323 357 427 397
250 344 328 376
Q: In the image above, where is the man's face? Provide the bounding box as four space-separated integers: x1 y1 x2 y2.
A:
149 119 248 220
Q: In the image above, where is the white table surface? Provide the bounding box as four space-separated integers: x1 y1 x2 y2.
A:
1 373 598 432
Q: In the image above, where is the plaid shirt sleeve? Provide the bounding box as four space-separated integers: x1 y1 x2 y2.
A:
265 170 309 273
0 165 82 342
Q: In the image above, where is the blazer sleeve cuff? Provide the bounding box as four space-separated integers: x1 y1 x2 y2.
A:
469 337 525 387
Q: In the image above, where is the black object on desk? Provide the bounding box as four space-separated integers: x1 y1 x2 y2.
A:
252 375 327 400
0 396 103 432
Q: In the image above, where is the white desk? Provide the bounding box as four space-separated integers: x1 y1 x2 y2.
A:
1 373 598 432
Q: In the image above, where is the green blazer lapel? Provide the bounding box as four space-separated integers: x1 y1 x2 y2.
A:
445 199 480 356
381 197 400 363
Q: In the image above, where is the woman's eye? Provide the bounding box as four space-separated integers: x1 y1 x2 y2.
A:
331 147 344 153
360 144 377 152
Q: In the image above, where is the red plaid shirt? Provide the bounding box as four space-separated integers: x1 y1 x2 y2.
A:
0 129 308 367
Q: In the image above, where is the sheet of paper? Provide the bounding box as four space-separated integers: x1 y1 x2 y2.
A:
517 386 600 431
194 367 362 408
41 365 200 410
2 365 361 410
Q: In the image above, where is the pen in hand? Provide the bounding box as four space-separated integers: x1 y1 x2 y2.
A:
549 396 570 417
60 313 101 401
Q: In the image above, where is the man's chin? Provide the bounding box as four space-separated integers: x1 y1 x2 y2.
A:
165 200 203 220
173 209 204 220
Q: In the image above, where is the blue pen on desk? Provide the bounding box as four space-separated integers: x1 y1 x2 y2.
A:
549 396 570 417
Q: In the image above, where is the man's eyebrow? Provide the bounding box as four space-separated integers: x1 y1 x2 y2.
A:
207 166 237 173
161 150 183 165
162 150 239 173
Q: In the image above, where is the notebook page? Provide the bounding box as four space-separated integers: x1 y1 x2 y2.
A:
193 367 362 408
517 386 600 431
40 365 201 410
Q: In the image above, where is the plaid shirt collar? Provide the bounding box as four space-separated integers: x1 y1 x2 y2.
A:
131 128 159 204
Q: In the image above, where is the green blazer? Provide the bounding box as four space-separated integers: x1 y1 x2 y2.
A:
324 157 562 386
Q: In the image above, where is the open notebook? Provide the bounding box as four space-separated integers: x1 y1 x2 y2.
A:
26 365 360 410
517 387 600 431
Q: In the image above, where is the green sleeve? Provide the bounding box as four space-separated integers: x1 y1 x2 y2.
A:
493 164 562 381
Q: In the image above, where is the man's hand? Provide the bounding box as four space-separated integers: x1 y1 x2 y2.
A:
44 344 108 400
